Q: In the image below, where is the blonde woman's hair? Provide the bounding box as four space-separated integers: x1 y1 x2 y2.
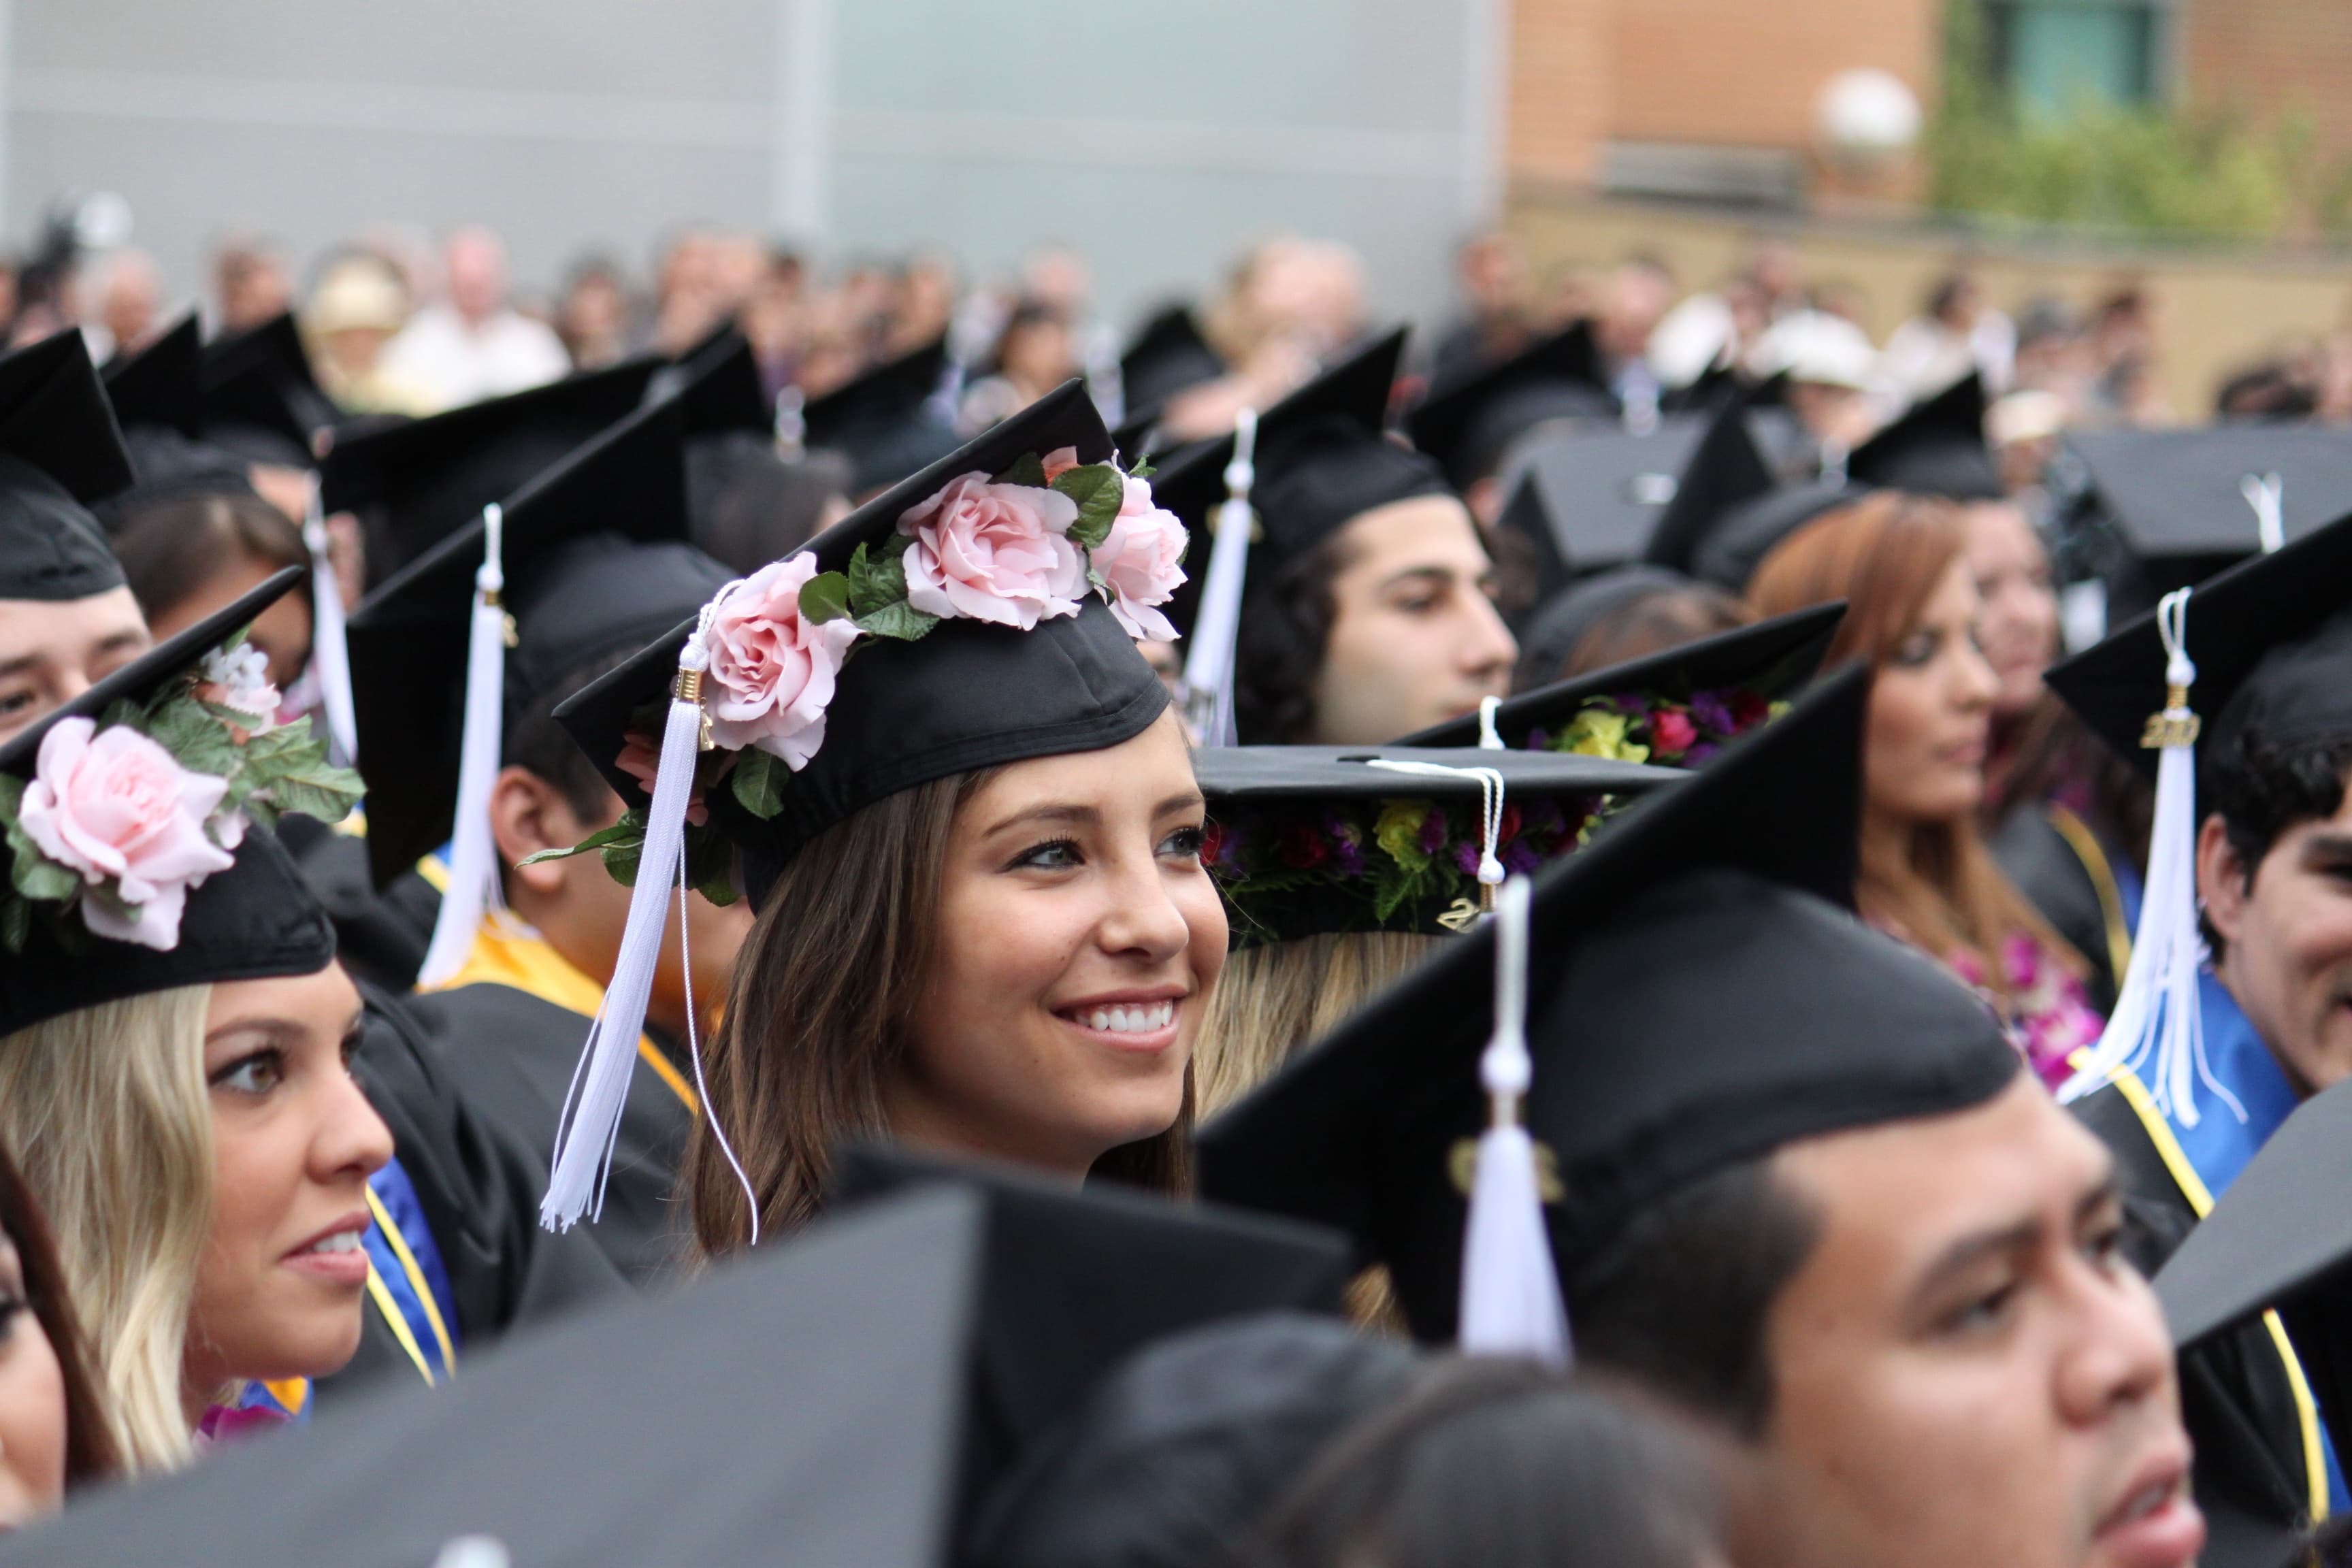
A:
0 987 213 1473
1196 932 1441 1117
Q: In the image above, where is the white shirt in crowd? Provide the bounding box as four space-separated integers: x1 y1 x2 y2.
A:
380 304 570 409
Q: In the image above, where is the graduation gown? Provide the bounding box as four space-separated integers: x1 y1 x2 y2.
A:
1989 801 2137 1017
2072 979 2348 1568
410 915 700 1284
312 982 631 1411
277 813 443 995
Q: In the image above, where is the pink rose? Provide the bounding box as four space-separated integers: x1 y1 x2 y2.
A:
1649 708 1699 756
1041 447 1082 482
615 733 707 826
702 555 861 768
1090 475 1189 642
899 473 1085 630
18 717 236 950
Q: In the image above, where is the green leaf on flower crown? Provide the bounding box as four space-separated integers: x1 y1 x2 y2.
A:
519 812 644 869
1126 454 1156 480
844 541 909 620
730 745 787 820
1052 463 1126 552
1371 854 1447 924
853 600 941 642
0 894 27 955
142 696 238 779
799 571 854 625
266 765 365 828
995 452 1048 488
97 698 142 732
0 773 20 828
9 825 79 904
688 826 740 908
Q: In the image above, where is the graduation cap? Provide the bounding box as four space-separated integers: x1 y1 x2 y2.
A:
1643 387 1777 574
100 311 204 437
99 314 265 521
1847 372 2002 501
543 381 1173 1229
1195 665 2022 1340
0 332 136 602
802 335 960 495
1192 744 1683 946
1118 306 1226 423
200 311 340 468
2155 1077 2352 1348
0 567 344 1037
1407 319 1617 491
1493 415 1709 572
0 1179 1343 1568
347 395 718 986
1488 476 1575 629
2059 425 2352 605
1688 478 1869 592
321 354 664 583
649 324 771 437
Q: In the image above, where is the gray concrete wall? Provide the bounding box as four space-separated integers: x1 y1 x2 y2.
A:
3 0 1501 327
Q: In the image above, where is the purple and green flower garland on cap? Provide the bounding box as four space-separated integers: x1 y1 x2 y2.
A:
1531 686 1785 767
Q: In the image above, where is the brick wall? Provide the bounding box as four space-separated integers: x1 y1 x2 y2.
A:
2181 0 2352 162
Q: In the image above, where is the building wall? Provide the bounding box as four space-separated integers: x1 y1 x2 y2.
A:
2180 0 2352 161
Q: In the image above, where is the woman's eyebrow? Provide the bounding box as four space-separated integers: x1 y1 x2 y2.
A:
983 802 1100 837
1156 790 1206 817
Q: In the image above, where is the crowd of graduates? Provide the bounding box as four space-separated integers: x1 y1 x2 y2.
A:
1 203 2351 1568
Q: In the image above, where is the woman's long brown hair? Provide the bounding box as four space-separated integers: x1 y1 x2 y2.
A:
0 1138 121 1485
688 768 1192 1258
1748 492 2083 999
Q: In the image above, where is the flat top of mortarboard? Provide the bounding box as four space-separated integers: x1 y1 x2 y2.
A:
555 380 1171 888
1688 478 1872 591
319 354 665 575
1848 371 2002 501
2063 423 2352 561
101 312 206 437
0 1188 997 1568
0 329 136 504
1399 600 1848 749
802 335 951 446
201 311 338 461
2046 506 2352 778
1407 318 1616 489
0 566 339 1037
649 325 770 437
2155 1076 2352 1348
1190 745 1681 804
1497 415 1710 570
1118 305 1227 419
346 397 703 887
1196 665 2019 1339
1644 386 1777 573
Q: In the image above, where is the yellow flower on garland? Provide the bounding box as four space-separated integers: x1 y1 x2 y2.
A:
1558 708 1651 764
1374 799 1435 870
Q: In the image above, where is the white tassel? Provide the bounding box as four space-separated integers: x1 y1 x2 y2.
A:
1458 876 1571 1365
2058 589 2246 1128
1364 758 1508 910
2240 472 2285 554
416 504 508 989
302 476 359 766
1477 694 1505 751
1181 407 1257 748
542 629 713 1231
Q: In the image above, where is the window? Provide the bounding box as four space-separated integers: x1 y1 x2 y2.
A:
1983 0 2172 115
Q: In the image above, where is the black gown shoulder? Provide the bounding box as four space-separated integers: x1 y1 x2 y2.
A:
1990 803 2123 1013
316 983 630 1408
2074 1082 2328 1568
277 815 442 994
408 980 696 1286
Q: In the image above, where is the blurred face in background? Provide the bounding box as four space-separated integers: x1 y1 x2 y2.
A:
1597 261 1673 362
1865 557 1999 827
1962 502 2060 720
443 229 508 324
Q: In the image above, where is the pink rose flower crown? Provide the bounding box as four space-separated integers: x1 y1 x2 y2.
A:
0 568 359 1036
533 382 1183 1235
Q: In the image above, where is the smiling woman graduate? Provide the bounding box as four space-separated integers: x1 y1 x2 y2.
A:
543 382 1223 1251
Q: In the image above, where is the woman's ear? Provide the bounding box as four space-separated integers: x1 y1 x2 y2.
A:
489 767 602 898
2195 811 2251 949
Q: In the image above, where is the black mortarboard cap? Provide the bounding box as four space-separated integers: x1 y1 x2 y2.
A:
1194 744 1682 945
2063 425 2352 572
1407 319 1616 490
1688 478 1871 591
0 568 336 1036
101 312 205 438
1490 475 1575 627
346 397 713 888
1499 416 1708 572
557 380 1171 892
1119 306 1226 421
1147 331 1442 640
1195 666 2021 1340
2155 1078 2352 1348
0 332 135 600
1399 600 1847 749
802 335 960 495
649 325 770 438
2046 507 2352 783
321 355 664 583
1847 372 2003 501
1643 389 1777 573
201 311 339 468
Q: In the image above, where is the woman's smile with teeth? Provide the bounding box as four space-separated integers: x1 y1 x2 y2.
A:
1072 1001 1175 1033
300 1230 363 1255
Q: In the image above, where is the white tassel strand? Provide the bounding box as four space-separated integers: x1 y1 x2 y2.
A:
416 504 508 988
1458 875 1571 1366
1477 694 1505 751
1181 407 1258 748
302 476 360 766
2057 589 2245 1128
1364 759 1508 910
2240 472 2285 554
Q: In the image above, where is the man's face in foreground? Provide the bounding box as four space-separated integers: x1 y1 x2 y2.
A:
1732 1075 2202 1568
